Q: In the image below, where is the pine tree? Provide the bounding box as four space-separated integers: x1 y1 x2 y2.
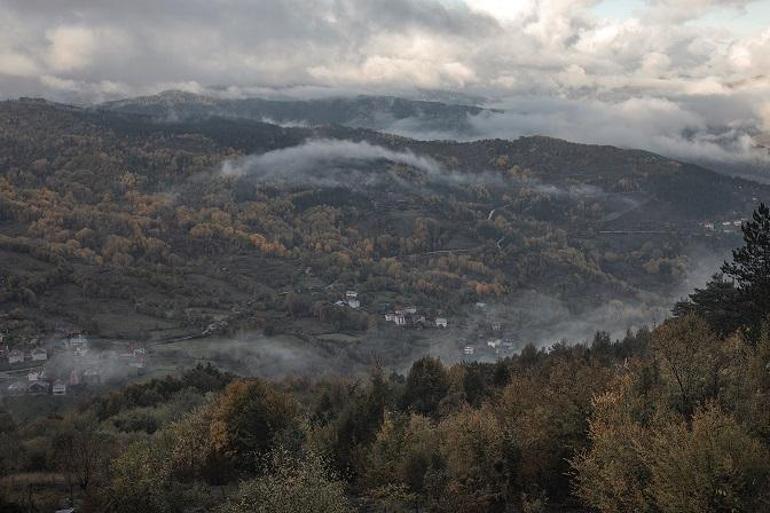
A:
721 203 770 332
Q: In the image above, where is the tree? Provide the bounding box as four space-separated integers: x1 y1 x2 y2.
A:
570 379 652 513
49 415 112 500
651 315 720 417
208 379 299 475
438 406 507 512
721 203 770 333
645 404 770 513
105 435 211 513
401 356 449 417
673 274 746 336
219 448 352 513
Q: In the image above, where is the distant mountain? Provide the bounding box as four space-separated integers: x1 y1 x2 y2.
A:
99 90 493 136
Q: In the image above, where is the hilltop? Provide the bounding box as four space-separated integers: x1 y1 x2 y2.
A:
99 90 491 136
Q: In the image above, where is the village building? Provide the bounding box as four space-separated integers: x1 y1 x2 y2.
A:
83 368 101 385
336 291 361 309
27 370 45 381
435 318 448 328
385 307 427 327
7 381 28 395
27 380 50 395
67 333 88 348
487 339 502 351
52 380 67 396
463 345 475 356
8 349 24 365
30 347 48 361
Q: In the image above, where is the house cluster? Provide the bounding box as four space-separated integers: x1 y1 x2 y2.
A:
2 333 148 397
383 307 449 329
702 219 745 233
461 338 516 358
5 362 107 397
1 344 48 366
335 291 361 309
460 321 518 358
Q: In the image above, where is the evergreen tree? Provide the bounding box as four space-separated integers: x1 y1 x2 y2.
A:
721 203 770 333
673 274 746 336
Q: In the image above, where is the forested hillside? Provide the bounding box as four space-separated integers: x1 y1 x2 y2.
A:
0 98 763 349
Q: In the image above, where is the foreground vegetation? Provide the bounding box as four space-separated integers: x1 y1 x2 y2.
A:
3 205 770 512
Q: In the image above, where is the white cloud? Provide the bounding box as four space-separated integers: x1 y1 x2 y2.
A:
0 0 769 170
46 26 98 72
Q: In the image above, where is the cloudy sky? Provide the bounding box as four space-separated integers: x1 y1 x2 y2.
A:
1 0 769 170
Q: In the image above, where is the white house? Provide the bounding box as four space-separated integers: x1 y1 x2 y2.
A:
463 346 475 355
68 333 88 348
30 347 48 361
487 339 502 350
346 298 361 309
8 349 24 365
394 314 407 326
345 291 358 300
53 380 67 396
435 318 448 328
28 370 45 381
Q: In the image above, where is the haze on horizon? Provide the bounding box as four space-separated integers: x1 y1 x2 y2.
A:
1 0 770 172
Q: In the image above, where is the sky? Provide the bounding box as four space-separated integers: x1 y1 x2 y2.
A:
0 0 769 170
